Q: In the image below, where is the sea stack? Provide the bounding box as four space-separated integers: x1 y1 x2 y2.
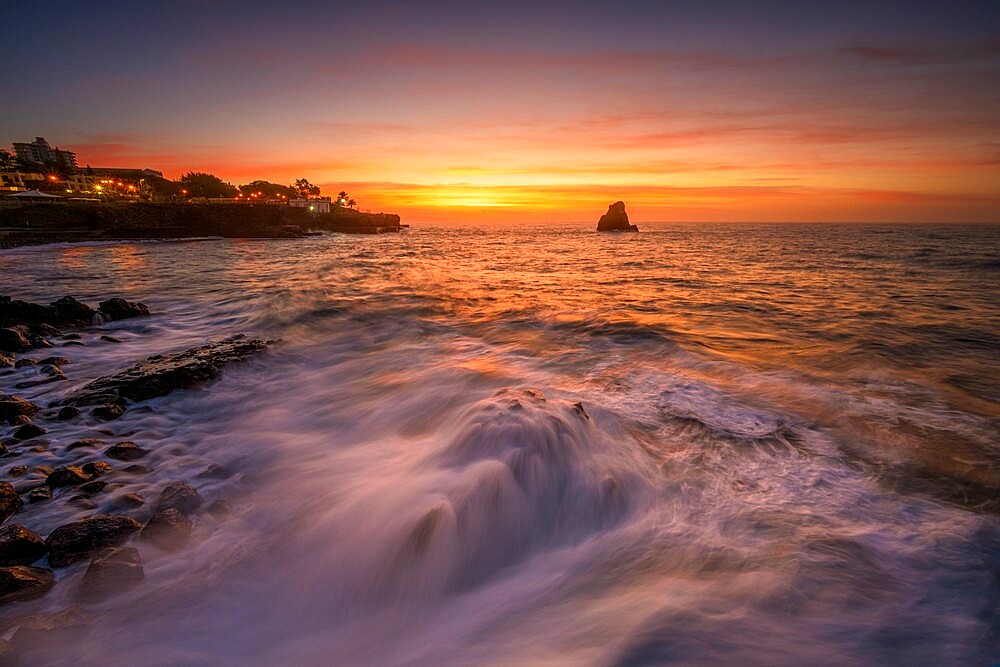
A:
596 201 638 232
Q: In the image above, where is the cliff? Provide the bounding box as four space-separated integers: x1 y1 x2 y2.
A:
596 201 638 232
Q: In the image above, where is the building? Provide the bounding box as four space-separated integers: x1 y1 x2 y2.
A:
88 167 163 179
289 196 332 213
0 171 47 191
12 137 78 170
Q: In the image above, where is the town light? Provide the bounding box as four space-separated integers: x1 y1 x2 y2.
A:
49 175 58 181
95 185 103 191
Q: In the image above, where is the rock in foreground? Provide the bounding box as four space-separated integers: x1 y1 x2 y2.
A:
44 515 142 568
0 566 54 605
79 547 144 600
596 201 639 232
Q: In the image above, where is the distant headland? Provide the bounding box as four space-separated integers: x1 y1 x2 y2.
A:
597 201 638 232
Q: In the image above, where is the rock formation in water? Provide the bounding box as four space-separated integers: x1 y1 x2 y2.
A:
596 201 638 232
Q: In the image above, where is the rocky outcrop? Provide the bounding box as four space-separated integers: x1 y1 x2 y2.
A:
0 394 39 425
44 515 142 567
596 201 638 232
0 566 54 605
0 328 31 352
0 526 47 566
98 298 150 321
61 335 271 413
0 294 149 330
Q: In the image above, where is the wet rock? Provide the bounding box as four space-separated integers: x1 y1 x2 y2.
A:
66 437 104 452
51 296 96 326
29 323 61 338
0 638 14 664
98 298 149 321
155 481 202 515
27 487 51 504
7 466 27 477
0 566 53 605
79 480 108 494
10 425 45 442
45 466 91 488
596 200 638 232
91 403 125 421
61 333 81 340
12 359 35 369
114 493 144 508
27 336 52 349
0 483 22 523
31 465 52 476
207 499 233 517
80 461 112 477
0 329 30 353
122 464 149 475
141 509 192 549
100 335 122 343
105 441 148 461
10 606 89 646
79 547 144 600
62 341 86 347
63 335 271 411
0 526 47 566
56 406 80 420
38 356 69 367
0 353 14 368
197 463 230 479
0 395 39 425
44 515 142 567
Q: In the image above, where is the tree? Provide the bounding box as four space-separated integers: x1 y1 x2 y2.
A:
336 190 349 206
239 180 295 199
347 198 357 209
143 175 184 202
178 172 238 198
294 178 320 199
0 151 14 171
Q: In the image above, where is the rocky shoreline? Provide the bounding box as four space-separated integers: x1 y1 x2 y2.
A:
0 294 270 661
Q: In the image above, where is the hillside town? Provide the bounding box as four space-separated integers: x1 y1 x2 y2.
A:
0 136 355 211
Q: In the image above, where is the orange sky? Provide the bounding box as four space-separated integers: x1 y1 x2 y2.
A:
5 3 1000 223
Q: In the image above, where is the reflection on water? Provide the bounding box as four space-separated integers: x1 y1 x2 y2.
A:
1 223 999 665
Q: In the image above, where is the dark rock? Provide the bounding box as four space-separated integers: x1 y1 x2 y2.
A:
155 481 202 515
79 480 108 494
596 201 638 232
38 356 69 367
80 461 112 477
38 365 66 379
7 466 27 477
9 416 29 427
56 406 80 420
31 465 52 476
197 463 230 479
100 335 122 343
62 341 86 347
0 395 39 425
62 335 271 411
51 297 95 326
141 509 192 549
98 298 149 321
0 526 47 566
105 441 148 461
12 359 35 369
0 295 93 329
0 353 14 368
122 464 149 475
0 483 22 523
45 466 91 488
66 437 104 451
0 330 31 353
28 323 61 337
113 493 144 508
60 333 81 340
10 606 89 646
10 425 45 442
91 403 125 421
44 515 142 567
0 566 53 605
79 547 144 600
27 336 53 349
27 487 51 503
207 499 233 517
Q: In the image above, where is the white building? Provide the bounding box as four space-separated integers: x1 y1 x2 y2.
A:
289 196 332 213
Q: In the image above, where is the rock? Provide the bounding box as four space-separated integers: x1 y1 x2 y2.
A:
0 295 93 329
29 323 61 337
0 526 47 566
0 353 14 368
0 329 31 353
80 461 112 477
27 487 51 503
10 606 89 646
31 465 52 476
51 296 96 326
207 499 233 517
122 464 149 475
0 638 15 664
105 441 148 461
100 335 122 343
596 201 639 232
0 483 22 523
12 359 35 369
197 463 230 479
0 566 53 605
66 437 104 451
38 356 69 367
155 482 202 515
79 480 107 494
141 509 192 549
79 547 144 600
10 425 45 442
44 515 142 567
45 466 91 488
27 336 53 349
61 333 81 340
7 466 27 477
114 493 144 508
62 335 271 411
62 341 85 347
56 406 80 420
91 403 125 421
98 298 149 321
0 395 39 425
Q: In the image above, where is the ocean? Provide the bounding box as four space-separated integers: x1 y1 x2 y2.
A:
2 222 999 665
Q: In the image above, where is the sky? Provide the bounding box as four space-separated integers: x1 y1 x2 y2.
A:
3 0 999 222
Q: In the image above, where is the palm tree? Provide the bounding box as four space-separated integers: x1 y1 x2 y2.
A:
347 198 356 209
